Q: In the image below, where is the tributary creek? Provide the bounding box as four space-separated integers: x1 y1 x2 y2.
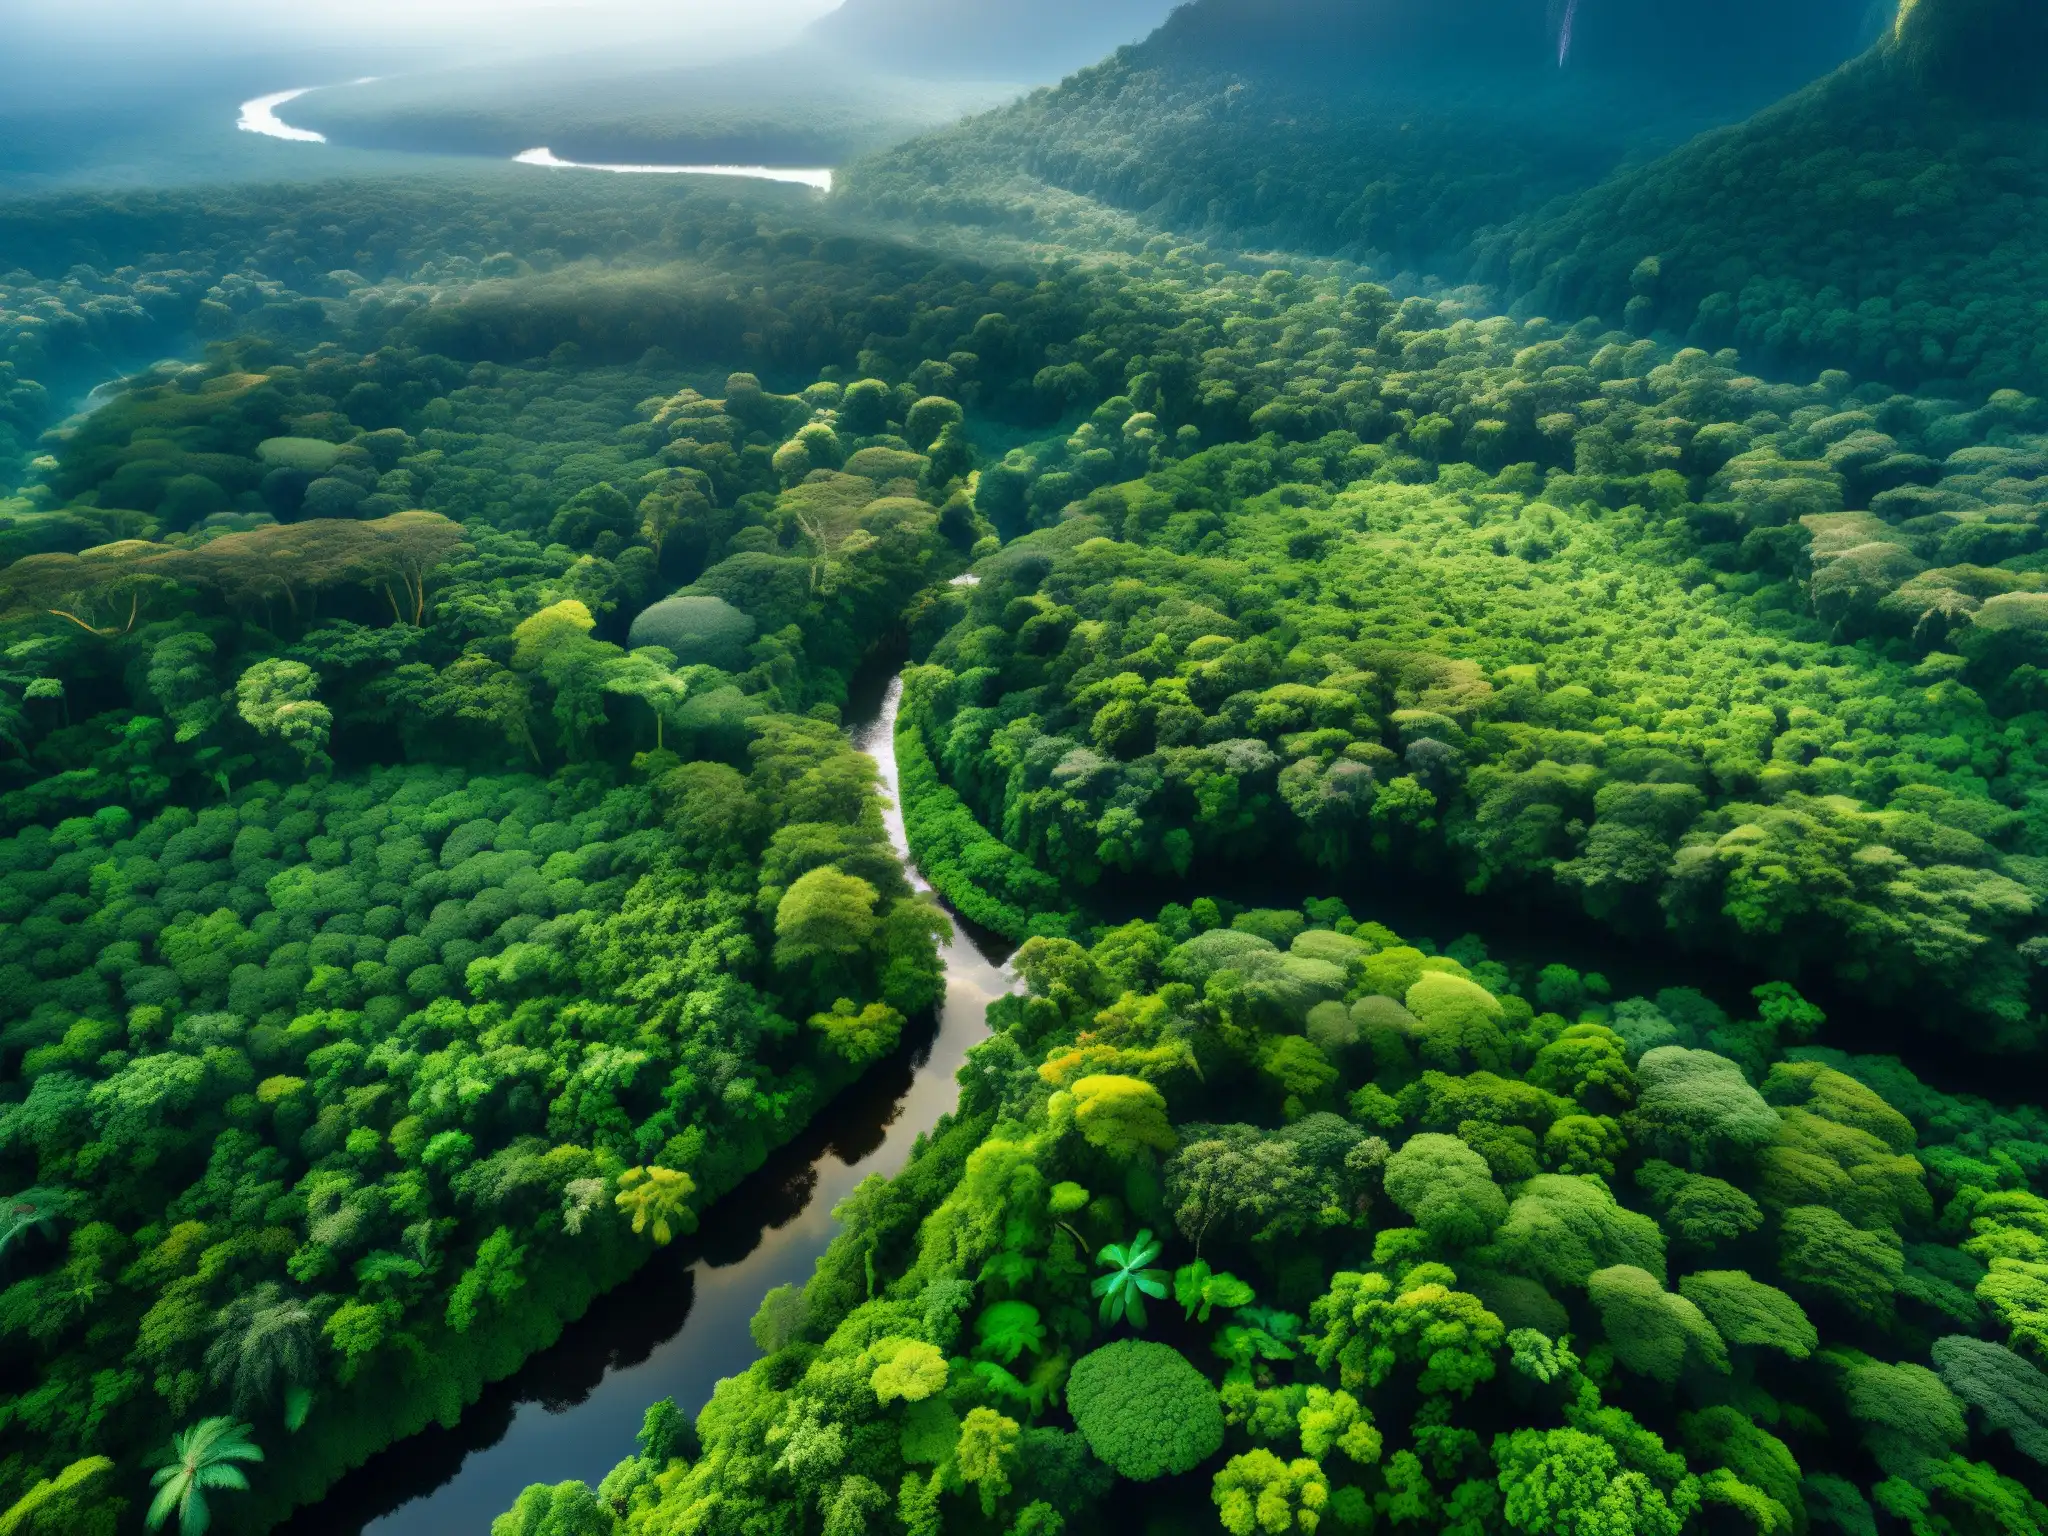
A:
278 667 1017 1534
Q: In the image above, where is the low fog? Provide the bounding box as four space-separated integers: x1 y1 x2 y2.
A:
7 0 839 107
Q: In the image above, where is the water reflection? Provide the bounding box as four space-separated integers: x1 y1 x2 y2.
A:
280 673 1015 1534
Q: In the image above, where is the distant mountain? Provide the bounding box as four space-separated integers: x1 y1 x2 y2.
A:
806 0 1182 80
1139 0 1874 99
840 0 1876 270
1491 5 2048 395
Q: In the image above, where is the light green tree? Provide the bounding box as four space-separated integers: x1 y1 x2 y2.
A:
1212 1448 1329 1536
1495 1427 1698 1536
1298 1386 1383 1465
146 1418 263 1536
956 1406 1021 1517
1383 1133 1506 1248
774 868 879 970
0 1456 123 1536
1069 1074 1177 1159
1587 1264 1730 1384
870 1338 950 1404
490 1478 618 1536
146 632 222 743
1310 1269 1505 1397
1677 1271 1817 1361
615 1166 697 1245
808 999 904 1065
234 659 330 767
600 649 690 749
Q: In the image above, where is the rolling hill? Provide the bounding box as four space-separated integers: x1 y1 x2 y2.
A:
1490 0 2048 394
838 0 1877 269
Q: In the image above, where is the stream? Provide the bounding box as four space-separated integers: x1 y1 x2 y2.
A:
278 669 1017 1535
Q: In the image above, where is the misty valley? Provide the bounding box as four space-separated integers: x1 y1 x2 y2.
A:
8 2 2048 1535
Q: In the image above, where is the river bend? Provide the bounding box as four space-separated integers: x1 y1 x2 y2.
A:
280 672 1016 1534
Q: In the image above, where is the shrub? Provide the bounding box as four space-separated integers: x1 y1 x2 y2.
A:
1065 1340 1224 1480
627 594 758 670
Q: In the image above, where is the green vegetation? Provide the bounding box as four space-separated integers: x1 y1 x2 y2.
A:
7 2 2048 1529
1492 44 2048 394
1065 1337 1224 1478
906 319 2048 1044
843 63 1643 268
0 173 1016 1527
843 0 1869 266
514 901 2048 1536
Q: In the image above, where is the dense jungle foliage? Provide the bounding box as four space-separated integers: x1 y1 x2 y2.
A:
0 176 1011 1530
5 0 2048 1530
506 903 2048 1536
907 289 2048 1050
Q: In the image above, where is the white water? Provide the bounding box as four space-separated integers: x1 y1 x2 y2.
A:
237 80 378 142
237 88 329 143
233 82 833 190
512 146 831 189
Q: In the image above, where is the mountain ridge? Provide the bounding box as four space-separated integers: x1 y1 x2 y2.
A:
837 0 1876 274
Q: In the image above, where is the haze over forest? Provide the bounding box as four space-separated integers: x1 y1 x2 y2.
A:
11 5 2048 1536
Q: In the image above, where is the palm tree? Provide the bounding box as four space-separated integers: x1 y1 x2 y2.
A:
147 1418 263 1535
0 1187 67 1271
1093 1229 1169 1329
204 1284 320 1430
614 1166 698 1245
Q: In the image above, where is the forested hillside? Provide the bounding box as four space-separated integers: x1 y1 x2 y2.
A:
1488 37 2048 395
842 0 1873 266
919 312 2048 1049
8 0 2048 1532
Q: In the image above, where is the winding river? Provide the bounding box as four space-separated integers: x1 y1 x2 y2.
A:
279 668 1016 1534
236 82 833 190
